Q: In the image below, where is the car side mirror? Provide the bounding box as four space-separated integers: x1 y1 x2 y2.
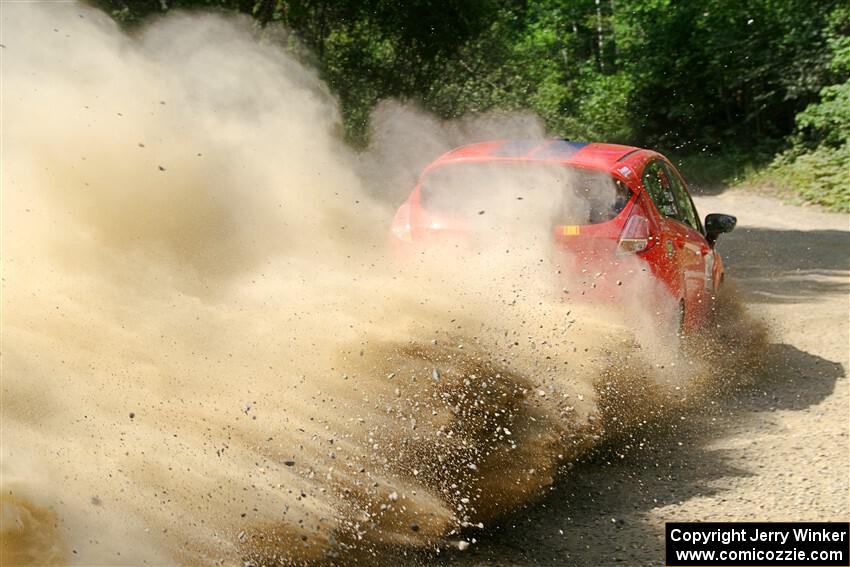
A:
705 213 736 245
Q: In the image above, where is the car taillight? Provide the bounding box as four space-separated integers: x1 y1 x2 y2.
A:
617 212 652 254
391 203 413 243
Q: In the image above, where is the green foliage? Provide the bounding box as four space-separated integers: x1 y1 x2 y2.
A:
565 69 635 142
750 144 850 212
91 0 849 208
752 4 850 211
795 81 850 148
671 150 772 193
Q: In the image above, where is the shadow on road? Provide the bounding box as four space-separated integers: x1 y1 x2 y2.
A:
717 227 849 304
433 207 848 566
438 342 845 566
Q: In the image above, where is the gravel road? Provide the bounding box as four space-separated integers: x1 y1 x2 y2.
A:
438 189 849 566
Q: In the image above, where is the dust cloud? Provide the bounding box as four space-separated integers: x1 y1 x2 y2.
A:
1 3 766 565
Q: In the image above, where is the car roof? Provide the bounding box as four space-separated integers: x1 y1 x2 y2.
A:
430 139 648 172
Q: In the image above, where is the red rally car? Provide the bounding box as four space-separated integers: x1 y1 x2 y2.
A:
390 139 737 332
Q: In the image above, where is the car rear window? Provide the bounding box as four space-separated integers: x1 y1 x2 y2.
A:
419 161 631 226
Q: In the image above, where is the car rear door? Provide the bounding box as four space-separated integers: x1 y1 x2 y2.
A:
641 160 707 309
660 162 715 307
